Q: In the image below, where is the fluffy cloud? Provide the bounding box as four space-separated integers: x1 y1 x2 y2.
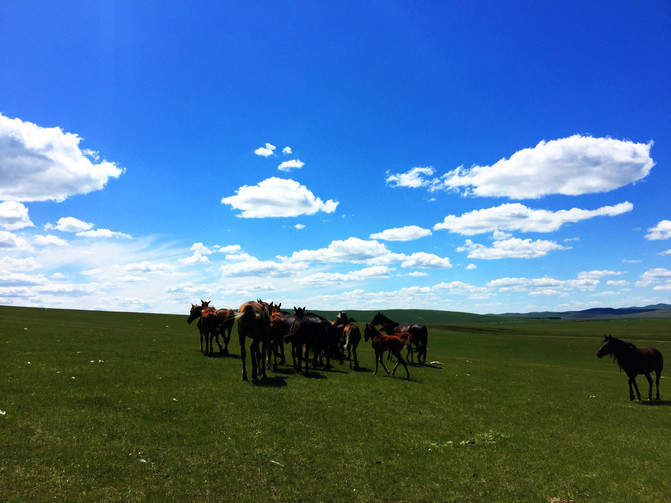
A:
282 146 292 154
440 136 654 198
0 202 34 230
458 237 570 259
0 114 124 202
278 159 305 172
386 166 435 188
645 220 671 240
370 225 432 241
0 231 30 250
220 256 307 278
388 136 653 199
33 234 68 247
434 202 633 235
254 143 276 157
76 228 131 239
221 177 339 218
47 216 93 232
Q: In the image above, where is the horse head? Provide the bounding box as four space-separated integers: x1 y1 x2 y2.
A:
335 311 350 326
201 300 211 307
364 323 379 342
187 303 203 324
597 335 614 358
294 307 306 318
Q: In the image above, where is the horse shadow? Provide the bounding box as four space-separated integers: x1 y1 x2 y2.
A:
252 376 288 388
639 399 671 407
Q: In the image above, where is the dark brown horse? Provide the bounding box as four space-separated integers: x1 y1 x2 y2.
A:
236 301 271 381
364 324 410 380
285 307 343 376
597 335 663 401
371 312 428 364
380 321 414 363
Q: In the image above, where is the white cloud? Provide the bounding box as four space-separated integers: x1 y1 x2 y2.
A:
659 249 671 256
0 202 34 230
0 256 40 272
458 237 570 259
434 202 633 235
278 159 304 172
282 146 292 155
388 136 654 199
47 216 93 233
33 234 69 247
301 266 390 285
636 268 671 290
385 166 435 188
438 135 654 198
0 231 30 250
577 270 624 280
295 224 306 230
284 237 401 265
370 225 432 241
400 252 452 269
466 264 477 270
0 113 124 202
645 220 671 240
221 177 339 218
607 280 630 287
76 228 131 239
220 256 307 278
487 275 599 295
254 143 276 157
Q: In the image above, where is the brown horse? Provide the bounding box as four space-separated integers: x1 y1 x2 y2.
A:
380 321 414 363
364 324 410 380
236 301 271 380
371 312 428 364
335 312 361 370
187 301 235 355
597 335 663 401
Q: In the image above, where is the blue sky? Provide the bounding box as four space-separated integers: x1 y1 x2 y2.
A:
1 1 670 315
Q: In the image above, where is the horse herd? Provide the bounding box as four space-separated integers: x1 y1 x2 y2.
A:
187 300 429 381
186 300 665 401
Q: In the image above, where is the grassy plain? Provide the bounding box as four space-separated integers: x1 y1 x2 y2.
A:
1 305 671 502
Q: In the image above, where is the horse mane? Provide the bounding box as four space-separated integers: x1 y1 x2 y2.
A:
607 336 638 372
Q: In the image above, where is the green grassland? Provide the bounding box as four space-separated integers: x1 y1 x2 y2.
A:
1 305 671 502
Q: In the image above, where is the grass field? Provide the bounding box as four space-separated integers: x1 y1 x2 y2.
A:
1 305 671 502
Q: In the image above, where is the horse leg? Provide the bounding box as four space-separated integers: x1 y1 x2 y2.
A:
223 327 231 355
240 334 248 381
260 338 268 378
250 339 259 380
392 351 410 380
655 370 661 400
377 352 391 375
215 333 224 354
200 330 205 353
642 373 654 400
629 376 641 401
353 346 359 370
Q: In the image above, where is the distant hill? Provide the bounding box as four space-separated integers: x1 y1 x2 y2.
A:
500 304 671 320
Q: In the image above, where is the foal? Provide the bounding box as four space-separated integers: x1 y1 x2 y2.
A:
364 324 410 380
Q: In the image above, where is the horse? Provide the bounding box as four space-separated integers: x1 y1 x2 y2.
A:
364 324 410 380
285 307 343 376
236 301 271 380
335 312 361 370
380 321 414 363
187 301 222 355
268 303 291 371
597 335 663 401
371 312 428 364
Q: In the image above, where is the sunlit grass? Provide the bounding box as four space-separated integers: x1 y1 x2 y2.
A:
1 306 670 501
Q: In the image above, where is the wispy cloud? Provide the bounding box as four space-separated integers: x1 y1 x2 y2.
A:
458 237 570 259
386 166 435 189
434 202 633 235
